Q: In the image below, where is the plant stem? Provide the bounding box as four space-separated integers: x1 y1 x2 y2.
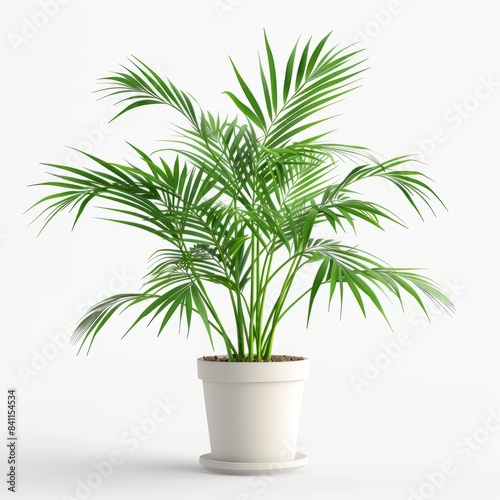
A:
248 233 256 361
256 247 274 361
254 237 262 361
179 240 238 359
262 255 303 358
276 286 311 321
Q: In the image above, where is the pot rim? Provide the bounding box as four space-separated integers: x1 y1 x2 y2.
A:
197 356 309 383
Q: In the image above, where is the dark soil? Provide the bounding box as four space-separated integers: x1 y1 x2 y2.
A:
202 355 304 362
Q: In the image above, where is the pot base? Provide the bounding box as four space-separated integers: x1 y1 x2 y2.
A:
199 452 308 475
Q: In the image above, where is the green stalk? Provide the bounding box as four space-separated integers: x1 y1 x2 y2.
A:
192 307 237 361
179 240 239 359
185 208 247 360
276 286 311 321
248 232 256 361
254 237 262 361
262 255 303 358
197 283 239 358
261 254 300 339
234 241 245 360
256 247 274 361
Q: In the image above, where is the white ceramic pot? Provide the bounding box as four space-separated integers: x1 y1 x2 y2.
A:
197 356 309 473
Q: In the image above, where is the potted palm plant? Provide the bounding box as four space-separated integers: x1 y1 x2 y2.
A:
31 32 453 474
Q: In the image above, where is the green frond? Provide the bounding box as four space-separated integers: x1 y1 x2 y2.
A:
303 240 454 324
98 57 199 124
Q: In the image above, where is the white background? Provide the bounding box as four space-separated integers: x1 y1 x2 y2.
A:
1 1 499 499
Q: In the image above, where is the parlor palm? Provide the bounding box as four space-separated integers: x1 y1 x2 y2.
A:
31 33 453 361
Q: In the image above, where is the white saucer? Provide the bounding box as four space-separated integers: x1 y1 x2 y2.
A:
199 453 308 475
